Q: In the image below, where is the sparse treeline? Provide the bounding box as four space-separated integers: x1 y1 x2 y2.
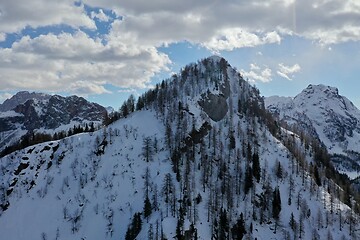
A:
273 113 360 212
0 122 99 158
4 57 358 239
118 57 360 239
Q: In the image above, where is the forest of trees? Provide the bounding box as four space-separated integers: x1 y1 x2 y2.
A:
2 57 359 239
118 57 360 239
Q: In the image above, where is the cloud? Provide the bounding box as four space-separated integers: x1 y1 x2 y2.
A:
91 9 110 22
0 1 95 33
0 0 359 96
83 0 360 47
241 64 272 83
0 92 13 104
2 1 359 47
0 33 6 42
70 81 112 95
277 63 301 80
203 29 281 52
0 31 170 94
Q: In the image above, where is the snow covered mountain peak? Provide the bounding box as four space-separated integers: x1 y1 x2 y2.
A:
294 84 346 108
0 91 51 112
0 93 107 155
266 84 360 176
302 84 339 95
0 58 359 240
207 55 223 62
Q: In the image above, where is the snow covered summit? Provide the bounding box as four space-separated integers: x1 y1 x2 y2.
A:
0 92 107 155
0 58 358 240
266 84 360 177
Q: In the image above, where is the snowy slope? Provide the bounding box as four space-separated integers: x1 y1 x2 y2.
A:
266 84 360 177
0 58 358 240
0 110 168 240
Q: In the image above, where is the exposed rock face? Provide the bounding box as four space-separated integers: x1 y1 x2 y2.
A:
0 92 107 152
11 95 107 130
198 91 228 122
0 91 50 112
265 84 360 176
265 84 360 155
197 61 231 122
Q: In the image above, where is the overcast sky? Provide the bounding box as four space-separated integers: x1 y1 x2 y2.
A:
0 0 360 109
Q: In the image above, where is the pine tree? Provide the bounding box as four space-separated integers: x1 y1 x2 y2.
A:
121 101 129 118
162 173 175 217
244 165 253 194
219 208 229 240
125 212 142 240
314 165 321 186
275 161 283 180
289 212 296 231
231 212 246 240
142 137 153 162
127 94 135 113
252 152 261 182
272 187 282 233
136 96 145 110
144 196 152 221
229 132 236 150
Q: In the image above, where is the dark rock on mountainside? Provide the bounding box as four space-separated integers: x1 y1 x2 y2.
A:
0 92 107 153
0 91 50 112
198 91 228 122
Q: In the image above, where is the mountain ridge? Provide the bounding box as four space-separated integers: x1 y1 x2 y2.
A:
0 57 358 240
0 92 107 154
0 91 51 112
265 84 360 177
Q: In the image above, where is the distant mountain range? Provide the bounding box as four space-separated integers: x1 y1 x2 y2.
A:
0 91 107 153
266 84 360 177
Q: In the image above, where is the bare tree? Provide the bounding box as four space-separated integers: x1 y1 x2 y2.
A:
142 137 153 162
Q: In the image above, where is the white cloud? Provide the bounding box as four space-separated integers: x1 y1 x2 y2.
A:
83 0 360 47
70 81 112 95
0 92 13 104
241 64 272 83
0 33 6 42
0 0 359 95
304 26 360 45
0 31 170 95
1 0 359 47
0 1 96 33
277 63 301 80
203 28 281 52
262 31 281 44
91 9 110 22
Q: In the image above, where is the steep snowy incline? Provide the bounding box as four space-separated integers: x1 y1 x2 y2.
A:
0 110 169 240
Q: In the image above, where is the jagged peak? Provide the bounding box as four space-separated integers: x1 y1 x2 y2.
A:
302 84 339 96
13 91 50 98
0 91 51 112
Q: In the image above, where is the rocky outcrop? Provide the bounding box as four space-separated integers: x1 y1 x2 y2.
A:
0 92 107 153
198 91 228 122
0 91 50 112
265 84 360 176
